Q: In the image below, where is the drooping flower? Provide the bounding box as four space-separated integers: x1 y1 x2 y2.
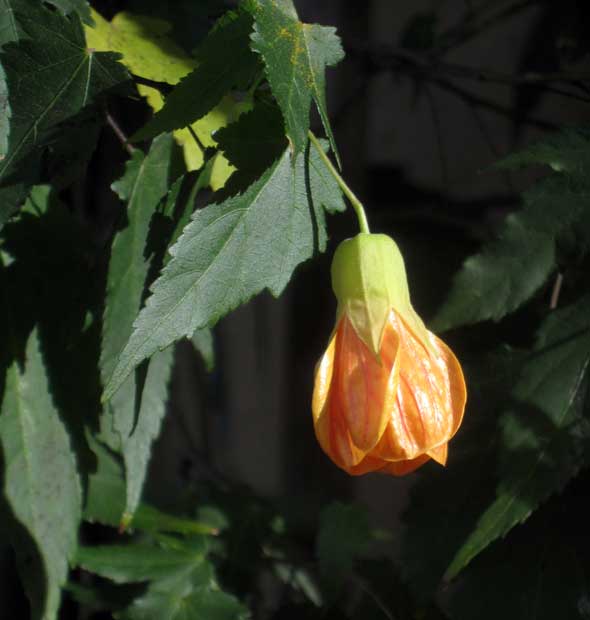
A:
312 233 466 476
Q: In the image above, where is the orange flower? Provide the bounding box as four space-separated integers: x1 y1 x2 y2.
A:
312 234 466 476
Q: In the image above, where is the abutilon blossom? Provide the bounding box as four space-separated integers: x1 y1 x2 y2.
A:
312 233 467 476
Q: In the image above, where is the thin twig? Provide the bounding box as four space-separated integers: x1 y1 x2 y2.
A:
550 272 563 310
431 76 558 130
425 85 450 191
187 125 206 152
353 574 397 620
435 0 539 55
105 110 135 155
349 44 590 104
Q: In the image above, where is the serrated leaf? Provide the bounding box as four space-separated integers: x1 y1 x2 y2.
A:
445 296 590 579
400 349 519 601
45 0 92 24
116 563 247 620
76 540 208 584
191 329 215 372
100 134 177 519
43 107 102 190
0 1 128 222
316 502 371 596
0 329 82 620
103 144 345 400
448 484 590 620
214 100 287 189
433 172 590 331
0 0 22 159
248 0 344 163
84 9 250 187
120 347 175 522
131 9 259 143
84 438 216 535
497 128 590 179
0 0 22 46
78 534 247 620
0 183 27 229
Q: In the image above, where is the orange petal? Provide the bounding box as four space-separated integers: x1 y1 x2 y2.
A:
381 454 431 476
427 442 448 466
333 315 399 452
312 330 366 470
373 311 466 461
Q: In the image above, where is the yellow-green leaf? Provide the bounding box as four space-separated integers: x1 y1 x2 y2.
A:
84 9 250 189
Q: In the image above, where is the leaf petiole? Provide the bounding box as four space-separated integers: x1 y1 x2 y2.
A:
308 130 370 234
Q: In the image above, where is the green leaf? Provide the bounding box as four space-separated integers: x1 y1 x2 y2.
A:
448 483 590 620
103 144 345 400
84 8 252 189
0 329 82 620
100 135 178 518
117 563 247 620
0 0 20 160
248 0 344 163
0 0 22 46
84 437 217 535
76 540 208 584
0 2 128 192
399 349 516 600
120 347 175 522
78 534 247 620
44 108 102 190
191 329 215 372
433 172 590 332
0 183 28 229
316 502 371 596
45 0 92 24
497 127 590 179
132 9 259 142
445 296 590 579
214 100 287 189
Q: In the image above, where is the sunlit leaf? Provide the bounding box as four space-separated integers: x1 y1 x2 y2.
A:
100 135 177 519
131 9 258 142
103 144 345 400
248 0 344 163
84 9 251 188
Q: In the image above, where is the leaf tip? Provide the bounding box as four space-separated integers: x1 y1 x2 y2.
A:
119 512 133 533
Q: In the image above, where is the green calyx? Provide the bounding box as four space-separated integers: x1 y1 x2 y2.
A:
331 233 429 355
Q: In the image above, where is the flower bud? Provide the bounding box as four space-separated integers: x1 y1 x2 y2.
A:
312 233 467 476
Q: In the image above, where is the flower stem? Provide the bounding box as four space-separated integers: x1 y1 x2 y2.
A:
308 131 370 234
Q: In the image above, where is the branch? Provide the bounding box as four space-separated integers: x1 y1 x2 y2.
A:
104 109 135 155
349 44 590 103
430 75 558 130
435 0 540 55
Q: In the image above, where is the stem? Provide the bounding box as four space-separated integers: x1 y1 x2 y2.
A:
308 131 370 234
105 109 135 155
187 125 206 152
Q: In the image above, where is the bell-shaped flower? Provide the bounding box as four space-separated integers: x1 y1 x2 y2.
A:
312 233 466 476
